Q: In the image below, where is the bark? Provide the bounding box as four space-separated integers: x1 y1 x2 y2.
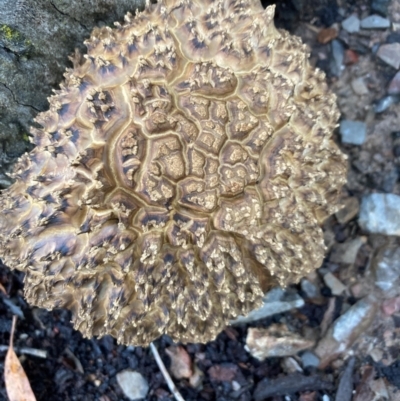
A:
0 0 146 187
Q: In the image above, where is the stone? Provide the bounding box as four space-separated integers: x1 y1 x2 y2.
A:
377 43 400 69
374 95 400 113
301 351 320 368
371 0 391 16
315 296 378 368
358 194 400 236
339 120 367 145
282 357 303 373
360 15 391 29
329 237 366 265
351 77 369 95
330 39 345 77
317 28 338 44
388 71 400 95
335 197 360 224
323 272 347 296
371 245 400 297
342 15 360 33
245 325 315 360
232 287 305 324
301 279 319 299
116 370 149 401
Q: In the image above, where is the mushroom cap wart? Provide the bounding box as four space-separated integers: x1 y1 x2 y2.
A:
0 0 347 346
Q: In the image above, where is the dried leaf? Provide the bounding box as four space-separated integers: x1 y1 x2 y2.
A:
4 316 37 401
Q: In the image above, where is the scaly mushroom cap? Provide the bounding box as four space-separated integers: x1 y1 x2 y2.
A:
0 0 347 346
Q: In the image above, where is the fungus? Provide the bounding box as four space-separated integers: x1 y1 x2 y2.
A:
0 0 347 346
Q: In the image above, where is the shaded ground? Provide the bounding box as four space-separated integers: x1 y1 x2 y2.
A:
1 0 400 400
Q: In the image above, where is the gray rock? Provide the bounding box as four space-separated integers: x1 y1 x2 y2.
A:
301 279 318 299
330 40 345 77
232 288 304 324
301 351 320 368
329 237 366 265
377 43 400 69
351 77 369 95
335 197 360 224
332 297 376 343
315 296 378 367
359 193 400 236
342 15 360 33
372 245 400 296
374 95 400 113
371 0 391 16
360 15 391 29
323 273 347 296
339 120 367 145
388 71 400 95
116 370 149 401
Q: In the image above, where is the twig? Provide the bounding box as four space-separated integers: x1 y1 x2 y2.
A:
150 342 185 401
0 345 47 359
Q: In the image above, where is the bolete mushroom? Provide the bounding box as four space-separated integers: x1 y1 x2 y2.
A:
0 0 347 346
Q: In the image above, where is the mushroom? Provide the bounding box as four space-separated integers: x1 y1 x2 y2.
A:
0 0 347 346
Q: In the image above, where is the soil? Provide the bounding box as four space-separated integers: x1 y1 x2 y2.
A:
1 0 400 400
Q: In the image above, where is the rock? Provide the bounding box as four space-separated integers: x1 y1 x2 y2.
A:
382 296 400 315
245 325 315 361
301 279 319 299
329 237 366 265
351 77 369 95
208 363 243 382
371 0 391 16
344 49 359 65
282 357 303 373
330 39 345 77
315 296 378 368
342 15 361 33
371 245 400 296
335 197 360 224
374 95 400 113
317 27 338 44
232 287 304 324
116 370 149 401
253 373 334 401
382 169 399 193
377 43 400 69
388 71 400 95
323 272 347 296
358 194 400 236
231 381 241 391
165 346 192 380
387 32 400 44
301 351 321 368
360 15 391 29
339 120 367 145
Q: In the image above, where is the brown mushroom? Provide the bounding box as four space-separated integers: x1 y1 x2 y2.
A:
0 0 347 346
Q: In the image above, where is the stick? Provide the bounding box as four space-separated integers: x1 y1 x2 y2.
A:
149 342 185 401
0 345 48 359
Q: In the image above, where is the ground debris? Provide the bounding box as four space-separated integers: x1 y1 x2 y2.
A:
253 373 334 401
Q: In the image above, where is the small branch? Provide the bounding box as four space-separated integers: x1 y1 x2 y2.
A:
150 342 185 401
0 345 47 359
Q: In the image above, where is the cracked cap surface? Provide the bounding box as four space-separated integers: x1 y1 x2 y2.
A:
0 0 347 346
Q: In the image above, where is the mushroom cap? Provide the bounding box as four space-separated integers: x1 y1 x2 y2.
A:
0 0 347 346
